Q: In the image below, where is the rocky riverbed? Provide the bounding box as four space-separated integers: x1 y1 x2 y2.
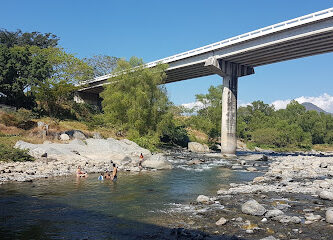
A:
158 151 333 240
0 138 172 182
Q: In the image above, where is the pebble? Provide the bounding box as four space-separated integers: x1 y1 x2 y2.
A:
215 217 227 226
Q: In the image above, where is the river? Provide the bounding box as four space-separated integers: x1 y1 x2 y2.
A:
0 152 262 240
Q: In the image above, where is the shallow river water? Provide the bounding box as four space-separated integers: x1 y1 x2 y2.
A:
0 153 262 239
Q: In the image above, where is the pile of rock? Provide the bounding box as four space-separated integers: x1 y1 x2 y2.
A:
0 138 172 182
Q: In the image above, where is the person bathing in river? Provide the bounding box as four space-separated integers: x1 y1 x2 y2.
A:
76 166 87 178
139 153 144 169
111 163 118 182
104 171 111 179
98 173 104 180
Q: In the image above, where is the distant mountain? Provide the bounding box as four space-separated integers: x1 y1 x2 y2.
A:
301 102 332 115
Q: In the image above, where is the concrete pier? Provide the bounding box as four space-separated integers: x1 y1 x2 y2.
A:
205 57 254 155
221 75 238 155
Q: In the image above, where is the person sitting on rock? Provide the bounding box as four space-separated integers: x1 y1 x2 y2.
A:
76 166 87 177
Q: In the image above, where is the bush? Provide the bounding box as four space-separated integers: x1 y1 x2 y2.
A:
128 129 159 152
0 144 34 162
160 125 189 147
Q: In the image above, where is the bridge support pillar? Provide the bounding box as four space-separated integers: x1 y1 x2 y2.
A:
205 57 254 156
221 75 238 155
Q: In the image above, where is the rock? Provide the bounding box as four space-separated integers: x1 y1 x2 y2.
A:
273 215 301 224
93 132 102 139
265 209 284 218
215 217 227 225
188 160 201 165
254 147 263 152
261 217 268 223
320 162 328 168
305 213 321 221
253 176 266 183
247 167 257 172
73 131 86 140
319 190 333 201
260 237 277 240
231 165 243 170
60 133 70 141
245 229 254 234
188 142 210 153
196 195 210 204
235 217 243 222
142 154 172 170
241 154 268 161
241 199 267 216
326 209 333 223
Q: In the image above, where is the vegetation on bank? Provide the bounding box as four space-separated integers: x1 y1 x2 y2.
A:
178 85 333 151
0 29 332 156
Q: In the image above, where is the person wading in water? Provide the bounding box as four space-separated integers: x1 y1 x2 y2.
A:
111 163 118 182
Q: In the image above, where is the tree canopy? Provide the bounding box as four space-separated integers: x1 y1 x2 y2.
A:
84 55 118 77
101 57 169 135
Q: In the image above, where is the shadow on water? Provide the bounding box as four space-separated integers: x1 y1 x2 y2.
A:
0 189 248 240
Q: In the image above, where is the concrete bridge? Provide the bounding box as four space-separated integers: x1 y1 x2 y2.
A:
76 7 333 155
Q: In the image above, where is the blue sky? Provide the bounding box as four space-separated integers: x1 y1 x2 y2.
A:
1 0 333 111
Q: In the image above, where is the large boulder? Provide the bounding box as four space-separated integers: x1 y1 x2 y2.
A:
188 142 210 153
196 195 210 203
142 154 172 170
319 190 333 201
326 208 333 223
241 199 267 216
60 133 70 141
64 130 87 140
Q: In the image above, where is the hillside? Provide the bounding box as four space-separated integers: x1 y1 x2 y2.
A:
301 102 332 115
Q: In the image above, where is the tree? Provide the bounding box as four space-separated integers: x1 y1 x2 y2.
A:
33 47 94 118
101 56 169 136
0 29 59 48
0 45 51 108
189 85 223 140
84 55 118 77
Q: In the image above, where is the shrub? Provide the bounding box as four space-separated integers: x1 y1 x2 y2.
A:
0 144 34 162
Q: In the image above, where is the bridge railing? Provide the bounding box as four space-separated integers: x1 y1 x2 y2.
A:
80 7 333 86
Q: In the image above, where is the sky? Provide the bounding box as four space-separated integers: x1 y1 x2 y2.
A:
1 0 333 112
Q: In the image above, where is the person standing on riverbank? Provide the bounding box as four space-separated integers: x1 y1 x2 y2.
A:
139 153 144 169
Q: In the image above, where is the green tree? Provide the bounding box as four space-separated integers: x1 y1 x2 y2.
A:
84 54 118 77
101 56 169 136
33 47 94 118
189 85 222 140
0 29 59 48
0 45 51 108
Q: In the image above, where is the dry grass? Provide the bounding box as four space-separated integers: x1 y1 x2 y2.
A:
313 144 333 152
0 123 24 135
186 127 208 143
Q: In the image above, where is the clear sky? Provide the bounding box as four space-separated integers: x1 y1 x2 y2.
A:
1 0 333 111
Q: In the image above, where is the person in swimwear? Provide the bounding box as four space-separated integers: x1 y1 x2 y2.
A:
111 163 118 182
139 153 144 169
76 166 87 177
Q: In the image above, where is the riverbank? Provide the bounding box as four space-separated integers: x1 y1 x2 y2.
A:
0 138 172 183
161 152 333 240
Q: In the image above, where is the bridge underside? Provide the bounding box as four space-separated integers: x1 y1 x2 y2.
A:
79 20 333 94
